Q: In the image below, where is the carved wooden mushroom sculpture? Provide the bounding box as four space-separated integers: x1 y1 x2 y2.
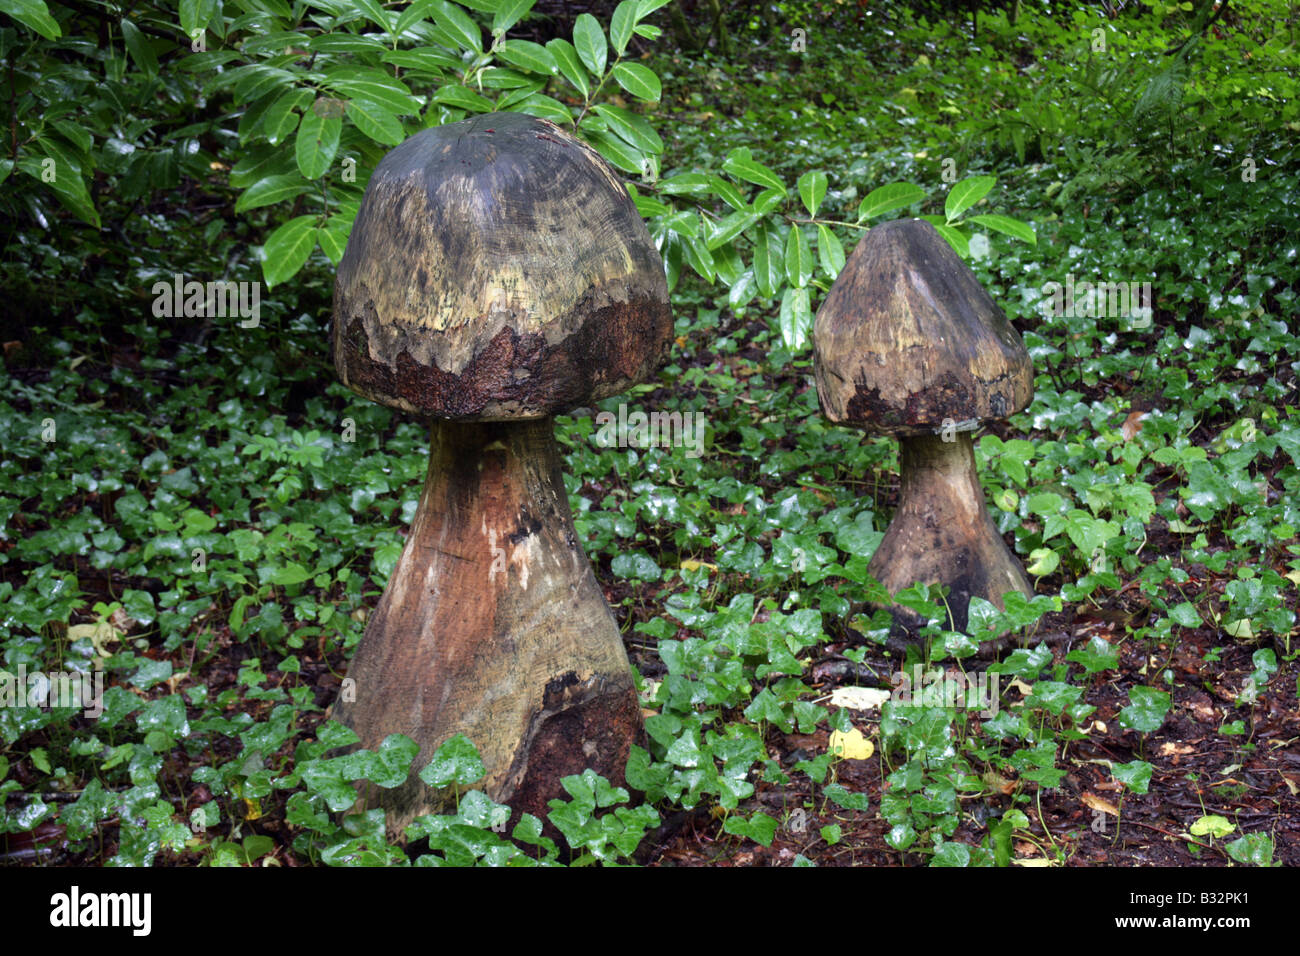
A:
814 218 1034 634
331 112 671 835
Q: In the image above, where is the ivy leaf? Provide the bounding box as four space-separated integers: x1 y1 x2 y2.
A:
419 734 486 788
1189 814 1235 838
370 734 419 789
1112 759 1153 795
1118 686 1171 734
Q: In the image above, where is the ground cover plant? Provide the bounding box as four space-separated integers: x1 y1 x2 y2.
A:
1 0 1297 867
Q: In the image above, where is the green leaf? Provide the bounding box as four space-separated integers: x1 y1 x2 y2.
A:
1112 759 1153 795
1224 833 1274 866
581 129 641 174
431 0 482 53
823 783 870 811
262 216 318 289
779 286 811 350
546 38 589 99
234 173 311 214
610 0 637 54
816 224 845 278
120 19 158 77
370 734 419 788
927 219 970 258
353 0 394 34
590 103 661 153
858 182 925 220
751 221 783 298
722 147 784 192
295 109 341 180
1189 814 1235 838
512 92 574 124
797 170 827 217
2 0 61 39
431 84 495 112
723 811 778 846
573 13 607 76
785 225 813 288
262 88 312 146
492 0 533 34
419 734 487 788
1118 686 1171 734
179 0 214 38
325 68 421 115
945 175 996 222
318 216 351 265
611 61 660 101
19 152 98 227
345 98 406 146
496 39 556 74
965 213 1036 245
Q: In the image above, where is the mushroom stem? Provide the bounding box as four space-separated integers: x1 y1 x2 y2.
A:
866 432 1032 634
331 418 643 838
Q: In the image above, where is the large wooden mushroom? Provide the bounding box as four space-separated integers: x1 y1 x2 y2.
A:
331 112 671 835
814 218 1034 634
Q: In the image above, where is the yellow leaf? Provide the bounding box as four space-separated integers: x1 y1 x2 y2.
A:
1014 857 1056 867
67 619 124 658
679 559 718 573
829 727 874 760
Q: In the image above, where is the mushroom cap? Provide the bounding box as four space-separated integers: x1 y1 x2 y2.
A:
333 112 672 420
813 218 1033 435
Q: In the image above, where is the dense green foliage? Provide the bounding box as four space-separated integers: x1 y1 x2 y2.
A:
1 0 1297 866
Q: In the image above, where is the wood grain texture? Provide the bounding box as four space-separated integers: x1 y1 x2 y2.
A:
813 218 1033 435
333 112 671 420
866 433 1033 633
329 419 644 839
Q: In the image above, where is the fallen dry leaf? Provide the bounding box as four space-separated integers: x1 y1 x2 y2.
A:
1082 792 1119 817
1120 410 1147 441
982 769 1017 795
829 686 890 711
1158 741 1195 757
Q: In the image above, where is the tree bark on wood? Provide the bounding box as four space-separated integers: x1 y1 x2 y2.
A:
331 418 643 838
866 432 1033 634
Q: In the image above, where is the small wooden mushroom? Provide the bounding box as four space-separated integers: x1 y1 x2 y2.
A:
814 218 1034 634
331 112 672 836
